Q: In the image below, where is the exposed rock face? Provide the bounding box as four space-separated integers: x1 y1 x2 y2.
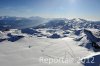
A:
84 29 100 49
82 54 100 66
47 33 61 38
7 33 24 42
84 29 100 42
21 28 41 35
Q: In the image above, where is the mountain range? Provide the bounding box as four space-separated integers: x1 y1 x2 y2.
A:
0 16 100 31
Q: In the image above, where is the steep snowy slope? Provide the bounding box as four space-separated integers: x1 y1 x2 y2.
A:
74 29 100 52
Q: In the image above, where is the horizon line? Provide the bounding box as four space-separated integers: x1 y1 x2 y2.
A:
0 15 100 21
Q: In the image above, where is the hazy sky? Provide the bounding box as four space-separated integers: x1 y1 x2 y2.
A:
0 0 100 20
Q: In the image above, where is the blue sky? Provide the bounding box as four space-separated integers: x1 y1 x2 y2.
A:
0 0 100 20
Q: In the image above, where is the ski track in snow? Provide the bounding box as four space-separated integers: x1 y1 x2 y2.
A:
0 37 96 66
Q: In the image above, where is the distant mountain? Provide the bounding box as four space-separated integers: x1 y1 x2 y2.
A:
0 16 47 31
34 18 100 30
0 16 100 31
